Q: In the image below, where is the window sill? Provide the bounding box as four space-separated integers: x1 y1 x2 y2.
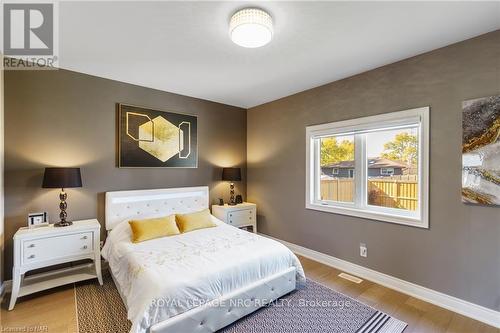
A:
306 202 428 229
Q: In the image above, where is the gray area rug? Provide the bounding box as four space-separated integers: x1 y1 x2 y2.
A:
219 279 407 333
76 271 407 333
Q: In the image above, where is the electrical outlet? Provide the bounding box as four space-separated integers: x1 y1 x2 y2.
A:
360 243 367 257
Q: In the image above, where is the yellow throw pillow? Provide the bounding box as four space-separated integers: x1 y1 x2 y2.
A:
129 215 180 243
175 209 217 233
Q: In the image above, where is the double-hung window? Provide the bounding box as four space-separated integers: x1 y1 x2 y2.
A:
306 107 429 228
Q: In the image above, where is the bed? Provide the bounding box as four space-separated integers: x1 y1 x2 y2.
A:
102 186 305 333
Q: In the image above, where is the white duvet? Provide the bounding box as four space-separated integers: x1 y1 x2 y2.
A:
101 216 305 333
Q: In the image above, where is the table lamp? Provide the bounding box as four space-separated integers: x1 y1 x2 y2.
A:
42 167 82 227
222 167 241 205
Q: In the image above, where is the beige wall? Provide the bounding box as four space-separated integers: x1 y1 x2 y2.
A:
247 31 500 311
4 68 246 280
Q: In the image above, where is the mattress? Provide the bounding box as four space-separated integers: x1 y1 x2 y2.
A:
101 216 305 333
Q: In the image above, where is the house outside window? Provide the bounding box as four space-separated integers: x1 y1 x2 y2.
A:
306 107 429 228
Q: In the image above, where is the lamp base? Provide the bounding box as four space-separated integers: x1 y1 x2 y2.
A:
54 221 73 227
228 182 236 206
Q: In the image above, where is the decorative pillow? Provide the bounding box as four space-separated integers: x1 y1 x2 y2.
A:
175 209 217 233
128 215 180 243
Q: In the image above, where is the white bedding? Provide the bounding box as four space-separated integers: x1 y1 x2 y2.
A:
102 216 305 333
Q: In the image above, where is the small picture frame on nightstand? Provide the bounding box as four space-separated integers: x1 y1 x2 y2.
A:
28 212 49 228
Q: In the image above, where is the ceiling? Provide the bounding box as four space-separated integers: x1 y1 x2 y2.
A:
59 1 500 108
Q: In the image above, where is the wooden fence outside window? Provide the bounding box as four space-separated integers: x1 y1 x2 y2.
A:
320 176 418 211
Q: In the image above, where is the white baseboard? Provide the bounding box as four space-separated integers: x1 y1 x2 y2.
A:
264 234 500 329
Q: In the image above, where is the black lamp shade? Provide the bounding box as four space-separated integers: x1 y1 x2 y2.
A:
42 168 82 189
222 167 241 182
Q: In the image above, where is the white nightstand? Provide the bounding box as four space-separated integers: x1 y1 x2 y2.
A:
212 203 257 233
9 219 103 310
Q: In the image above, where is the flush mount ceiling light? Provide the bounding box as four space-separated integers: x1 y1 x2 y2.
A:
229 8 273 48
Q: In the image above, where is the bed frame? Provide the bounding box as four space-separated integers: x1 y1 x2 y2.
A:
105 186 297 333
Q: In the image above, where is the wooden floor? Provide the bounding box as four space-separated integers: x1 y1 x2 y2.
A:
1 256 498 333
297 256 498 333
1 284 77 333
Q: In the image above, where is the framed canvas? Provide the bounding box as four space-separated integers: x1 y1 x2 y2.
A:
118 104 198 168
462 95 500 205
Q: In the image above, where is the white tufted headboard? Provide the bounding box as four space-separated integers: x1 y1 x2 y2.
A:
105 186 209 231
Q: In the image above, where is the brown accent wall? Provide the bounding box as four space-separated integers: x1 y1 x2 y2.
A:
247 31 500 311
4 69 246 280
1 57 4 285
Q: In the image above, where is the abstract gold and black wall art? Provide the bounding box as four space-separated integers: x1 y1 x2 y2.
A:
118 104 198 168
462 95 500 205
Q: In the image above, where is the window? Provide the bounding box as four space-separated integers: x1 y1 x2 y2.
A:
380 168 394 176
319 135 354 203
306 107 429 228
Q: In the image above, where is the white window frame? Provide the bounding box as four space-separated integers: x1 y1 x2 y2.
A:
332 168 339 175
380 167 395 176
348 169 354 178
306 107 429 228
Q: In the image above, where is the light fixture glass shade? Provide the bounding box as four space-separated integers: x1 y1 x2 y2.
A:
229 8 273 48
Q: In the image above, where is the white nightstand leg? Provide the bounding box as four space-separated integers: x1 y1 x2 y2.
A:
95 254 103 285
9 267 21 311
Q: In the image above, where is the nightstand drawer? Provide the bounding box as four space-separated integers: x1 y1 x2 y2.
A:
227 209 254 227
22 232 93 264
212 203 257 233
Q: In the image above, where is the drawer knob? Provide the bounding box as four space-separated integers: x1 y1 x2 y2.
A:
229 214 232 217
81 236 88 240
82 245 88 250
28 244 35 248
229 220 233 224
28 254 35 259
249 217 252 220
